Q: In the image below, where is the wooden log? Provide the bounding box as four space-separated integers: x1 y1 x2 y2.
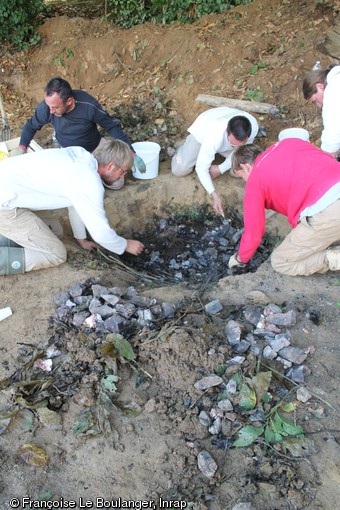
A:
196 94 279 115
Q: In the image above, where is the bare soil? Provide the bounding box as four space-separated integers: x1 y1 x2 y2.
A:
1 1 340 509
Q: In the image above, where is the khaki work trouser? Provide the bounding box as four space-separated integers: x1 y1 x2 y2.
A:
0 208 67 272
271 199 340 276
171 134 233 176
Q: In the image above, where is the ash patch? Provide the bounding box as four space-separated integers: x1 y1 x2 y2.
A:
122 206 273 285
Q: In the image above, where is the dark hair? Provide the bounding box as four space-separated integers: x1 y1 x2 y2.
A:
231 144 263 174
44 77 73 103
302 64 339 100
227 116 252 141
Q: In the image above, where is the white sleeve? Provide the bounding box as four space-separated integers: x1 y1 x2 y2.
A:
68 181 128 255
321 84 340 153
68 206 87 240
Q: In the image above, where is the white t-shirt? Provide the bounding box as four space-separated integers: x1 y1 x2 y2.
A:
321 65 340 154
188 107 258 194
0 146 127 254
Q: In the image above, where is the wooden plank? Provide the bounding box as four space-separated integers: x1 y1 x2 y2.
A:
196 94 279 115
5 137 43 152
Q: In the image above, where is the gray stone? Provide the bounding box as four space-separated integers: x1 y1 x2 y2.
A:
224 320 243 345
197 450 218 478
72 311 90 326
265 309 297 326
104 314 127 333
69 283 85 298
267 333 291 352
278 346 307 364
54 291 70 306
102 294 120 306
204 300 223 315
114 303 136 319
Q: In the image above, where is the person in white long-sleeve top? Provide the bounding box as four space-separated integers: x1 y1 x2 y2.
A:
171 107 258 215
303 64 340 159
0 139 144 275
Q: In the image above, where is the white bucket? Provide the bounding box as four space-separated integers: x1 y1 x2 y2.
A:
132 141 161 179
278 128 310 142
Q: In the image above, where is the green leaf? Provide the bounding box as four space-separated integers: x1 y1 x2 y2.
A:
233 425 264 447
101 374 119 394
271 413 289 436
280 402 297 413
250 371 272 402
250 65 259 74
239 383 257 410
106 333 136 361
277 413 304 436
264 425 276 443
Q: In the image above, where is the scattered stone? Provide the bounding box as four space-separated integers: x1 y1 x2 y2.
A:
204 299 223 315
199 410 210 427
217 399 233 412
265 309 297 326
297 387 312 403
232 503 254 510
278 346 307 364
197 450 218 478
263 345 277 360
267 333 291 352
209 417 222 435
194 375 223 391
225 320 243 345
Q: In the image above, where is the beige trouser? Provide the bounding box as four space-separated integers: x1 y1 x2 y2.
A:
171 134 233 176
0 208 67 272
271 199 340 276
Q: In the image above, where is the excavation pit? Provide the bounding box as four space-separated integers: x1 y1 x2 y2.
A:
120 205 274 286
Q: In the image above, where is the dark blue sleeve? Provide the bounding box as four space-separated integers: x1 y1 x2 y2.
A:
19 101 52 148
88 98 133 148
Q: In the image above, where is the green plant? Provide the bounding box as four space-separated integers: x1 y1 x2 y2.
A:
232 371 304 447
245 86 264 102
0 0 45 49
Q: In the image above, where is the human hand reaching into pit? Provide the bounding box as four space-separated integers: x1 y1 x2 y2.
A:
125 240 145 255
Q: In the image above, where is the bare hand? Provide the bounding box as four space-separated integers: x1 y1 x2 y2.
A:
76 239 98 251
211 191 224 215
209 165 221 180
125 239 145 255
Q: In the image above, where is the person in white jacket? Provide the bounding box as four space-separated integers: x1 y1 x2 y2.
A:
0 139 144 275
303 64 340 158
171 107 258 215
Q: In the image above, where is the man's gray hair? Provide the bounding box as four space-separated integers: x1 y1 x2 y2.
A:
231 144 263 174
93 138 133 168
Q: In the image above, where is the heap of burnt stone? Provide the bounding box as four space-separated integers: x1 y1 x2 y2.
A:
52 277 178 335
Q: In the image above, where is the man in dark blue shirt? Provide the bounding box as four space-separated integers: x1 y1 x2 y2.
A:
14 77 145 188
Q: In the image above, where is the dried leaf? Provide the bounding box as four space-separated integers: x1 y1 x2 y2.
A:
18 443 50 467
233 425 264 447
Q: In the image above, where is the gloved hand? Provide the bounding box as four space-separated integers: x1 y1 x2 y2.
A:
228 253 242 269
132 154 146 174
10 147 26 157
